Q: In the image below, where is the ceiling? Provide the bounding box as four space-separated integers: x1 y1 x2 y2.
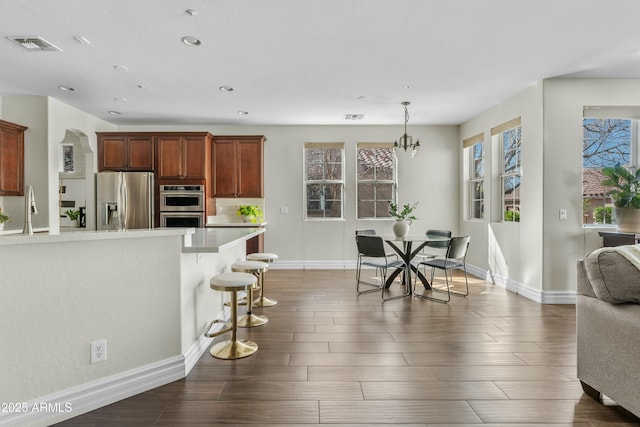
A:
3 0 640 127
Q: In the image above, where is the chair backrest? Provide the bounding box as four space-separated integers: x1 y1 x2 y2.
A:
446 236 471 260
355 235 387 258
355 229 376 236
425 229 452 248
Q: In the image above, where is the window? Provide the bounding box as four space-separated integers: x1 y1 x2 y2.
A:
582 118 632 225
304 142 344 219
492 118 522 222
464 133 484 220
356 143 396 218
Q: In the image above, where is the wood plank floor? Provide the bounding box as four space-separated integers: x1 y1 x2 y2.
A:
55 269 640 426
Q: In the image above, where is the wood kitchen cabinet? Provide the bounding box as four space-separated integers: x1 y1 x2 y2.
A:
211 135 265 197
156 133 212 182
97 133 154 171
0 119 27 196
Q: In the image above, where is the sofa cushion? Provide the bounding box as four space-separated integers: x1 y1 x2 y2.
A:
584 248 640 304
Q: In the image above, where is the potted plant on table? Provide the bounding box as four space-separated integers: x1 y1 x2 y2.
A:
601 165 640 232
0 208 10 231
236 205 264 223
65 209 81 228
388 201 418 238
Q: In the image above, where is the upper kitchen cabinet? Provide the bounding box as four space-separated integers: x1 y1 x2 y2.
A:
97 133 154 171
0 119 27 196
156 133 212 182
212 135 265 197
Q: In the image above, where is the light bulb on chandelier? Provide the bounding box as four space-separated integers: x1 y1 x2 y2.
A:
393 101 420 158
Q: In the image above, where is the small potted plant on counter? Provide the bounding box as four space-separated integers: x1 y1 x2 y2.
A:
236 205 264 223
0 207 10 231
65 209 81 228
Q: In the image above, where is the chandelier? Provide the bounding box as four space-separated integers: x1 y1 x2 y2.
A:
393 101 420 158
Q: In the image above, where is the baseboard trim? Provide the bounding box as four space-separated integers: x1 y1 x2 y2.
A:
0 305 232 427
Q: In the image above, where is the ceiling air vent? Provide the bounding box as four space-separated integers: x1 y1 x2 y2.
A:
344 114 364 120
8 36 62 52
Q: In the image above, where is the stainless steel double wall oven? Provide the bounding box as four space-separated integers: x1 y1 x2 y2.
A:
158 184 205 227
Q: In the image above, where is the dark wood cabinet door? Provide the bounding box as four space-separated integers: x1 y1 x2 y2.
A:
127 136 154 170
98 134 153 171
211 139 237 197
99 136 127 170
237 139 263 197
212 136 264 197
156 136 183 179
0 119 27 196
182 136 207 180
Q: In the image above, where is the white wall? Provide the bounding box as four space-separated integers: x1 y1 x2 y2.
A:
459 83 545 298
542 79 640 294
119 124 460 267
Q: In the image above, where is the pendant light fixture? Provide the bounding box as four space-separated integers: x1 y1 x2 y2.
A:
393 101 420 158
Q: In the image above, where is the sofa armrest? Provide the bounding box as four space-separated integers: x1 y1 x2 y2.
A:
576 259 597 298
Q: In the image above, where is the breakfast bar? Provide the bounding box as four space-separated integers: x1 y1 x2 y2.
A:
0 227 264 426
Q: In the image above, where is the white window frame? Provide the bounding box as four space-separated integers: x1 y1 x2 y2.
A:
464 133 485 221
303 142 345 220
492 118 522 223
356 143 397 219
581 116 636 227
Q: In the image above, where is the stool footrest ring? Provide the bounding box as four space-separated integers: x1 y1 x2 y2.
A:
204 319 232 338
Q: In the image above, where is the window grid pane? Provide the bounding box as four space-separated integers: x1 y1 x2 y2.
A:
357 146 396 218
501 126 521 222
469 141 484 220
304 145 344 219
582 118 632 225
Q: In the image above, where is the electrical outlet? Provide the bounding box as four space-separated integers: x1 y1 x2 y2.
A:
559 209 567 220
91 339 107 364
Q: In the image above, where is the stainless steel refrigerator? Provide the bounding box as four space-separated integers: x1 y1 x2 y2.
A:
96 171 154 230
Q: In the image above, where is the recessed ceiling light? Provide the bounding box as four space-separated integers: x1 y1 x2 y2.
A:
58 85 74 91
181 36 201 46
113 65 128 72
358 96 366 100
137 84 145 89
108 110 122 115
404 85 411 90
219 86 234 92
185 9 197 16
237 111 249 115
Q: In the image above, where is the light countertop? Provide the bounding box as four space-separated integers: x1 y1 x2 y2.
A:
205 221 267 228
183 227 265 253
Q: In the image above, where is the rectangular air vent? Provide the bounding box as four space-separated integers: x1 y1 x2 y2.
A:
8 36 62 52
344 114 364 120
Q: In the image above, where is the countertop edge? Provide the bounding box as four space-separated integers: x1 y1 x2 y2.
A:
182 227 265 253
0 228 191 246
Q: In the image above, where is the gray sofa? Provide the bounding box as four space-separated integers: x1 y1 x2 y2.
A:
577 247 640 418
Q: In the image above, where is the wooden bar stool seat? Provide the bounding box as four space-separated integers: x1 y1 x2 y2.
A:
246 252 279 307
231 260 269 327
205 272 258 359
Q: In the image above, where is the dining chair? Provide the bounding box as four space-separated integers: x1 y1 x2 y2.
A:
355 234 408 300
414 235 470 303
413 229 451 276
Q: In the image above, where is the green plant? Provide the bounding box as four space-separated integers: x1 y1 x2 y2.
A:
388 202 418 222
0 208 10 224
593 206 613 224
236 205 263 223
601 165 640 208
504 210 520 222
65 209 80 221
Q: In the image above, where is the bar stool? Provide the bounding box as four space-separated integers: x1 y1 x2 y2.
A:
205 272 258 359
246 252 279 307
231 260 269 327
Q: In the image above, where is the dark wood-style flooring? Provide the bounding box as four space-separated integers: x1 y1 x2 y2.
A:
56 269 640 426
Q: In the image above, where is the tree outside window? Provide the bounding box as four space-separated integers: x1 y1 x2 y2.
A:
501 126 521 222
304 143 344 219
582 118 631 225
357 144 396 219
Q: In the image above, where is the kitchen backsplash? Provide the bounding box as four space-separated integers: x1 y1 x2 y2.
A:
210 198 265 223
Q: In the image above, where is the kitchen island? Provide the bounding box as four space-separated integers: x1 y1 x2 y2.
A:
0 226 265 427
